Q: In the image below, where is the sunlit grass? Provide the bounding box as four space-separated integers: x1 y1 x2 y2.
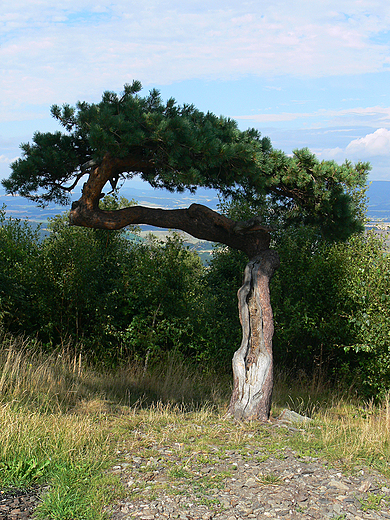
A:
0 332 229 518
308 397 390 475
1 331 390 518
0 332 227 414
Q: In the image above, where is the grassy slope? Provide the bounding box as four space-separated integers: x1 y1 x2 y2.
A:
1 335 390 519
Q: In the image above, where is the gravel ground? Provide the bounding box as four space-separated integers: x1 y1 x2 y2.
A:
0 488 41 520
107 422 390 520
2 417 390 520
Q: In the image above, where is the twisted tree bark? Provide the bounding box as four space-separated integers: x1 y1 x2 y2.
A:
228 250 280 421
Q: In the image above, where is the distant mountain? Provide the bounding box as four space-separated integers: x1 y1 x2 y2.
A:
0 181 389 224
366 181 390 221
0 185 219 224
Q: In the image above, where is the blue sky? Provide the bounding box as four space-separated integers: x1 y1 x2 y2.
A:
1 0 390 185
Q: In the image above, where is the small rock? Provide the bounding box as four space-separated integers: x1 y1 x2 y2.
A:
358 480 372 492
244 477 257 487
328 479 350 491
277 409 312 424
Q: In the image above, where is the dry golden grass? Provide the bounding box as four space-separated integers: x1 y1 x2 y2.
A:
0 402 111 465
272 368 390 476
2 330 390 519
311 397 390 471
0 333 227 414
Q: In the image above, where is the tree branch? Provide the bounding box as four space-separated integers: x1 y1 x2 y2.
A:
70 201 271 257
70 153 271 257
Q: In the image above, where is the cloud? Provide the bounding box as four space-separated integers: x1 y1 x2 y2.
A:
235 106 390 128
0 154 19 181
319 128 390 162
346 128 390 157
1 1 390 182
312 128 390 180
1 0 390 113
0 154 14 163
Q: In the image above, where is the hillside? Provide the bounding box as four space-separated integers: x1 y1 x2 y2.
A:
366 181 390 221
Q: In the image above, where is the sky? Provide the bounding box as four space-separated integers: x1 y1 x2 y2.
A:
1 0 390 187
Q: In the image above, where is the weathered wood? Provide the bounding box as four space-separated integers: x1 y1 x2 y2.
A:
228 250 280 421
70 201 271 258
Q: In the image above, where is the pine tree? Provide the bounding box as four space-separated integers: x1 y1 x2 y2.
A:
2 82 370 420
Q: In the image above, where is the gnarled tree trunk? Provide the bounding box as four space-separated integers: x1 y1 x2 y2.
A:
229 250 280 421
69 159 280 421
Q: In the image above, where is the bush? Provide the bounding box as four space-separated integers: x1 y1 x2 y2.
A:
0 208 41 334
269 227 390 397
105 232 210 365
208 219 390 396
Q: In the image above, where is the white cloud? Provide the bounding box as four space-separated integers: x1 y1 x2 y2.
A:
0 154 18 164
1 0 390 113
315 147 345 160
0 155 19 180
346 128 390 157
236 106 390 128
316 129 390 161
314 128 390 180
317 128 390 162
1 1 390 182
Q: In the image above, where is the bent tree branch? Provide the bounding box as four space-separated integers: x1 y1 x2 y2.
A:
69 154 272 258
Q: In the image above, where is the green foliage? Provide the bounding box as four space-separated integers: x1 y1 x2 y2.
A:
3 83 369 242
210 195 390 396
36 212 128 346
203 245 247 367
263 148 369 241
336 233 390 395
1 188 389 394
0 457 51 489
105 232 209 364
270 228 390 396
0 206 214 366
3 81 270 204
207 225 390 396
0 207 41 332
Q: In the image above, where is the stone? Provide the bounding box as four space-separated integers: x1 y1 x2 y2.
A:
358 480 372 492
277 409 312 424
328 479 350 491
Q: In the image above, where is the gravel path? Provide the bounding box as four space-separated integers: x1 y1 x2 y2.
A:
107 422 390 520
2 418 390 520
0 488 41 520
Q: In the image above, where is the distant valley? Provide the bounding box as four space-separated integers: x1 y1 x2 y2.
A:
0 185 219 225
364 181 390 221
1 180 389 230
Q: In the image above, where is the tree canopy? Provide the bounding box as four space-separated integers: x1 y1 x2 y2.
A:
3 81 370 253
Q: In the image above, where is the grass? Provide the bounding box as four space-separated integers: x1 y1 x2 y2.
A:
1 332 390 518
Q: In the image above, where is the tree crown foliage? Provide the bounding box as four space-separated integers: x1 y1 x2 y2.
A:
2 81 370 241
